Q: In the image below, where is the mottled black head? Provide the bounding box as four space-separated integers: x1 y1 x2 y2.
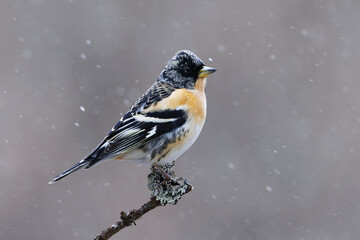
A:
158 50 216 89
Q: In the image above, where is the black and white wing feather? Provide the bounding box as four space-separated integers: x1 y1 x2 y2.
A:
83 81 185 168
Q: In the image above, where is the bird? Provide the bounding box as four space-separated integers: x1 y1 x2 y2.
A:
49 50 216 184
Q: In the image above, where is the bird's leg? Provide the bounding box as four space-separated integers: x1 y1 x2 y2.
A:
154 164 172 181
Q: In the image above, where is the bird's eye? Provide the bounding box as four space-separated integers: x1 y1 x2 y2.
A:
181 66 195 77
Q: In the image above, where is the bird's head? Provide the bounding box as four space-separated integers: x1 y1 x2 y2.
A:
159 50 216 89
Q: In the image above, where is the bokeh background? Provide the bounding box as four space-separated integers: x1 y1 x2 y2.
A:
1 0 360 239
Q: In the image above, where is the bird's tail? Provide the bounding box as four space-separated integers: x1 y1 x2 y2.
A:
49 160 89 184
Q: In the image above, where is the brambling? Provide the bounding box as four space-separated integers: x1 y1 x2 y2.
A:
49 50 216 184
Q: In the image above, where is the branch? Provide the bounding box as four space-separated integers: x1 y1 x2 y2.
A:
94 163 193 240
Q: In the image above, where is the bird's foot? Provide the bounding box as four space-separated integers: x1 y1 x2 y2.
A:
154 164 172 181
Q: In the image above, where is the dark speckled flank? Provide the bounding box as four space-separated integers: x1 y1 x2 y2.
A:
147 127 189 163
148 136 172 162
158 50 205 90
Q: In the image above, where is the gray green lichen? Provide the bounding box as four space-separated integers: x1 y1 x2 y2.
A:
147 162 192 205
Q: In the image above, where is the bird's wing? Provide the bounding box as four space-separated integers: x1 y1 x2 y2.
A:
84 81 185 167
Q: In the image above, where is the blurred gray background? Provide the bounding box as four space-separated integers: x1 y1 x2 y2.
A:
1 0 360 239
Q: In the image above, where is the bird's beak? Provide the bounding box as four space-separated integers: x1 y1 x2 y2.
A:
198 66 217 78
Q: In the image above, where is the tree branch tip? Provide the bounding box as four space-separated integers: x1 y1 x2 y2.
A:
94 162 192 240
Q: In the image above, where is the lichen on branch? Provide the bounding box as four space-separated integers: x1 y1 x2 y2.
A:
148 162 193 205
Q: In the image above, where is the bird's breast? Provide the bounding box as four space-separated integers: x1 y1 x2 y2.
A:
136 79 208 165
